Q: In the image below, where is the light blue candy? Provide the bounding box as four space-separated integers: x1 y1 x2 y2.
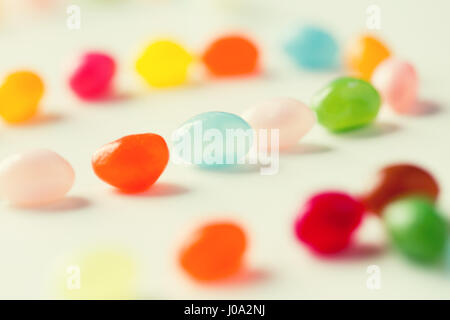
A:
173 111 253 168
285 25 339 70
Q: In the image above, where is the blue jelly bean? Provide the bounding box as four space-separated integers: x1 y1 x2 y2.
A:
173 111 253 168
285 25 339 70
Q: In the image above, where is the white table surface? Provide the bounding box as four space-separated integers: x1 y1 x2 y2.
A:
0 0 449 299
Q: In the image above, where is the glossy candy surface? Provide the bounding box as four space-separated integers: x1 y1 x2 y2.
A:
0 149 75 207
92 133 169 192
294 192 365 254
69 52 116 100
383 196 447 263
311 77 381 132
0 71 44 124
362 164 439 215
285 26 339 70
179 222 247 281
346 34 390 80
242 97 315 150
202 35 259 76
173 111 252 167
371 58 418 114
136 40 192 87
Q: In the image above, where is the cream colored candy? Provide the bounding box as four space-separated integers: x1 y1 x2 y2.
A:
242 97 315 150
371 58 418 114
0 149 75 207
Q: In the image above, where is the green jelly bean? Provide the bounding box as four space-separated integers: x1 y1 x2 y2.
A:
311 77 381 132
383 196 447 263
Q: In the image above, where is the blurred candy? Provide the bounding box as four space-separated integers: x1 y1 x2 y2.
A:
136 40 192 87
371 58 418 114
383 196 446 263
242 97 315 150
362 164 439 215
57 248 137 299
346 34 391 80
0 71 44 124
202 35 259 76
179 222 247 281
311 77 381 132
445 238 450 270
92 133 169 192
173 111 252 167
295 192 365 254
285 25 339 70
0 149 75 207
69 51 116 100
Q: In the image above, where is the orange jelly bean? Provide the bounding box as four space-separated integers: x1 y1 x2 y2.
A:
179 222 247 281
202 35 259 77
92 133 169 192
0 71 44 124
346 34 390 80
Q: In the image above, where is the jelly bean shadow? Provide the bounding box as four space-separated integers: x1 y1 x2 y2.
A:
337 122 400 139
282 143 332 155
104 91 134 103
316 243 386 261
408 99 441 116
288 62 343 73
139 79 206 92
205 68 266 84
115 182 189 197
88 90 135 104
14 112 64 127
339 243 386 260
200 268 271 287
196 163 260 174
29 196 91 213
401 254 450 273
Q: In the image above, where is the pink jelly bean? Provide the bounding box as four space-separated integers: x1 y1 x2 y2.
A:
242 97 315 151
371 58 418 114
69 52 116 100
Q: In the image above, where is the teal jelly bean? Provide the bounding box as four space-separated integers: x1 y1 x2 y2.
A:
311 77 381 132
383 196 447 263
285 25 339 70
173 111 253 167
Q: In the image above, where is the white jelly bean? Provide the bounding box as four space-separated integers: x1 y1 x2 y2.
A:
0 149 75 207
242 97 315 150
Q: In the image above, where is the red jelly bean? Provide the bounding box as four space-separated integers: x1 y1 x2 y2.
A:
202 35 259 77
294 192 365 254
69 51 116 100
361 163 439 214
92 133 169 192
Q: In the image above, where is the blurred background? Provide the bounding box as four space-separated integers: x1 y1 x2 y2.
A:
0 0 449 299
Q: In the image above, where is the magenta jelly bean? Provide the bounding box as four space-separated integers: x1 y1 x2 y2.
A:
69 51 116 100
294 191 365 254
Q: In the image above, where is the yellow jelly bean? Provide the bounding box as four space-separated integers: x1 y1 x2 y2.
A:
0 71 44 124
136 40 193 88
55 248 137 300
